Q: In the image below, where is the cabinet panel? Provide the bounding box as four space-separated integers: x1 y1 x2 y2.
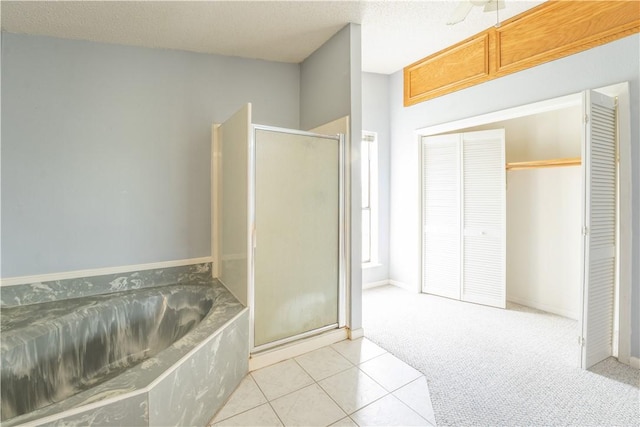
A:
405 33 489 106
404 1 640 106
496 1 640 75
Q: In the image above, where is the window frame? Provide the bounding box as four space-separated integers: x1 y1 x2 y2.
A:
361 131 379 268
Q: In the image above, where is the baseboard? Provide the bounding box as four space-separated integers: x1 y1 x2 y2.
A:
507 296 578 320
249 328 348 371
0 257 214 287
363 280 390 290
389 280 419 293
630 357 640 369
348 328 365 340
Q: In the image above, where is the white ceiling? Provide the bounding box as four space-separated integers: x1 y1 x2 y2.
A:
0 0 545 75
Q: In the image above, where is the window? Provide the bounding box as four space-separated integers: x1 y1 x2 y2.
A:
362 131 378 266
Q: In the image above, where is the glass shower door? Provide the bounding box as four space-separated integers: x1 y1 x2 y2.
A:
252 127 343 350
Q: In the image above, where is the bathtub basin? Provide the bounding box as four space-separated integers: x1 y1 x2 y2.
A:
1 279 248 426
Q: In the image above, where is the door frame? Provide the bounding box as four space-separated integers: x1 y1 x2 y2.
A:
248 124 347 353
415 82 632 367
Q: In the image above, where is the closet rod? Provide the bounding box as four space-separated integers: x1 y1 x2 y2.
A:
506 157 581 171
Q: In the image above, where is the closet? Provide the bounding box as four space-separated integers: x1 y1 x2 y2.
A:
421 129 505 308
420 89 618 369
468 106 583 320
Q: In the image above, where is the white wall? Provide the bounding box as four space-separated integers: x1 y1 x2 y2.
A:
506 167 581 319
461 107 582 162
458 107 583 319
389 34 640 357
362 72 390 285
1 33 300 278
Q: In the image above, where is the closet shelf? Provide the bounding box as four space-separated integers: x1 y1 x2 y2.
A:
506 157 581 171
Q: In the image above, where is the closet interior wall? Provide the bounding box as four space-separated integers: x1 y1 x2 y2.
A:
456 106 583 319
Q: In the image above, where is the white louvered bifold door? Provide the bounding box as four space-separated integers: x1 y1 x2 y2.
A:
580 90 617 369
421 134 461 299
461 130 506 308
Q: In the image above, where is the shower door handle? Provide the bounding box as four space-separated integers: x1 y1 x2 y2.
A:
251 225 257 248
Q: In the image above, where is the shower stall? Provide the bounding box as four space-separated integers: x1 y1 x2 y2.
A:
213 104 347 352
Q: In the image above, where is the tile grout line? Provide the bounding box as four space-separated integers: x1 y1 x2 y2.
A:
371 352 437 425
347 343 436 426
387 375 436 426
208 374 268 425
331 340 389 366
320 342 402 421
342 355 396 420
389 392 433 426
291 356 351 425
266 400 286 426
291 346 389 426
345 382 432 427
293 347 356 381
257 359 316 402
248 372 285 426
310 349 394 421
349 356 433 425
214 340 434 427
312 372 353 424
248 371 287 427
250 358 336 426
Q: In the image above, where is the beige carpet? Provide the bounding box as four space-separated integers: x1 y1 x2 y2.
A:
362 285 639 426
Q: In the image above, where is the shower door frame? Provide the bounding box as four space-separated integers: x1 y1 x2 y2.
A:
248 124 347 353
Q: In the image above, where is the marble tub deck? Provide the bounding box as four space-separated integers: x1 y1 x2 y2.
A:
2 278 248 427
210 338 437 427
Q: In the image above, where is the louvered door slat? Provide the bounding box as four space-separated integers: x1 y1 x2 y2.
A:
461 131 506 308
422 135 460 299
581 90 617 369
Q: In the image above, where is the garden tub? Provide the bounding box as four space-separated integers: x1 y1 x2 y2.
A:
1 279 248 426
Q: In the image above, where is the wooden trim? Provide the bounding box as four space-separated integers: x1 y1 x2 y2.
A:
404 1 640 106
506 157 581 171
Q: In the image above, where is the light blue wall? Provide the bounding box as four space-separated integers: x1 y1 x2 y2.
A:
1 33 300 277
300 25 352 131
388 34 640 357
362 72 390 285
300 23 363 331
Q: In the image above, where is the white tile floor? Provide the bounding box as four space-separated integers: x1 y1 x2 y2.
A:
209 338 436 427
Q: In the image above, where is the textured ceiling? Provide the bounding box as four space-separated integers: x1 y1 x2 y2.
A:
0 0 545 75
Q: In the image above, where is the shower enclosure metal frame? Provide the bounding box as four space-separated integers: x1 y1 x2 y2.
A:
248 125 346 353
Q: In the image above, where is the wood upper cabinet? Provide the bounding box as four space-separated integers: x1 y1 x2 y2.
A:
405 33 490 104
404 0 640 107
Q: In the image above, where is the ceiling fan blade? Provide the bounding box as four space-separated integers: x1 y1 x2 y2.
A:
484 0 506 13
447 1 474 25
